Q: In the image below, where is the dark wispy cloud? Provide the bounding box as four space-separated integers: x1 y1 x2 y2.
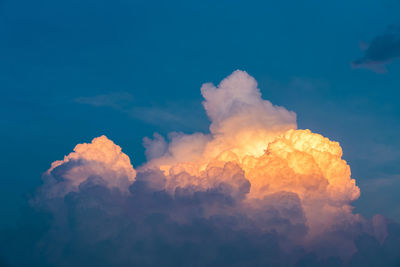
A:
352 26 400 73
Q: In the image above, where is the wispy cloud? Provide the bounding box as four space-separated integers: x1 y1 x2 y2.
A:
75 92 134 110
75 92 207 130
352 25 400 73
360 174 400 192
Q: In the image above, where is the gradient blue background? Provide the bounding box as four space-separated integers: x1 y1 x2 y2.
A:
1 0 399 227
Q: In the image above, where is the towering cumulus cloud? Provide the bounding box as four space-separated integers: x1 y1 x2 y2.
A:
143 71 359 237
3 71 399 267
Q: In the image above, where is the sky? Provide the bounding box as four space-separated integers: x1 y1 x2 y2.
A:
1 0 400 266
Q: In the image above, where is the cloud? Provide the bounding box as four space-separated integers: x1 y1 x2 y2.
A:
352 26 400 73
36 135 136 199
201 70 296 135
75 92 134 109
1 70 399 266
129 105 194 127
76 92 206 130
142 71 359 238
360 174 400 192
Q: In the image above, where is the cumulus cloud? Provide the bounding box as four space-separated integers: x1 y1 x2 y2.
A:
1 70 399 266
201 70 296 135
352 26 400 72
37 135 136 198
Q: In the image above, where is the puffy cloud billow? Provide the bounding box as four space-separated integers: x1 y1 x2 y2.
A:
2 71 400 266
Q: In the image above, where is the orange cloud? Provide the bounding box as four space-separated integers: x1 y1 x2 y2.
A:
44 135 136 197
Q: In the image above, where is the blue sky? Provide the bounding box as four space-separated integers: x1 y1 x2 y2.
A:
1 0 400 227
